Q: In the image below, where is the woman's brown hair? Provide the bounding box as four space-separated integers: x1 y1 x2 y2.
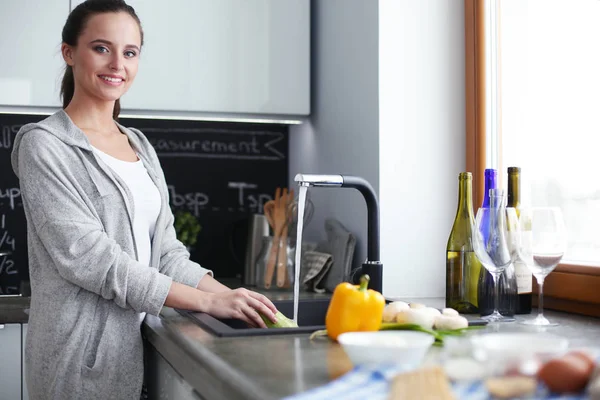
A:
60 0 143 120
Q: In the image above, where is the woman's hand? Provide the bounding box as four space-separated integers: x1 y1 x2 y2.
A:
204 288 278 329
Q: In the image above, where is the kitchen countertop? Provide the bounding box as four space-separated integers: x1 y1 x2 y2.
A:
143 295 600 400
0 295 30 324
0 280 323 325
5 289 599 398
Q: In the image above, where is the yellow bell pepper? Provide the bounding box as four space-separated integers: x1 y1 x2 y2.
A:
325 274 386 341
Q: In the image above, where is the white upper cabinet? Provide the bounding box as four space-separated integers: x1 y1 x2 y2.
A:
72 0 310 116
0 0 68 107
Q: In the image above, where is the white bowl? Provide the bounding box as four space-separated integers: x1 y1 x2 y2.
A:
337 331 435 368
471 332 569 375
472 332 568 360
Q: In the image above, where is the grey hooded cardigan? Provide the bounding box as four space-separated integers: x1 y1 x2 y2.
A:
11 110 211 400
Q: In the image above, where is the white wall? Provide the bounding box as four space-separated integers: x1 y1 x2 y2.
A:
379 0 466 297
292 0 466 298
289 0 379 273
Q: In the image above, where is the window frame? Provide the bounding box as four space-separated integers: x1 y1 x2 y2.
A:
464 0 486 209
464 0 600 317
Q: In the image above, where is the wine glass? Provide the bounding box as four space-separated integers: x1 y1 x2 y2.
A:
473 189 519 322
517 207 567 326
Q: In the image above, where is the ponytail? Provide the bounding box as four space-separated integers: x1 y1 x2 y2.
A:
60 65 75 110
113 99 121 121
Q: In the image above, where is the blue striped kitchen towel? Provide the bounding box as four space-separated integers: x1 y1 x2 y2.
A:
283 363 593 400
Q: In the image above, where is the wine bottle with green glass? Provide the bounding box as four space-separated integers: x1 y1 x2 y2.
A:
446 172 482 314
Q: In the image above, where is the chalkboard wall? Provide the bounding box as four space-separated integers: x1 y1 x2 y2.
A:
0 113 288 295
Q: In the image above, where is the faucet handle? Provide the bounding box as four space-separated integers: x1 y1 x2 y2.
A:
294 174 343 187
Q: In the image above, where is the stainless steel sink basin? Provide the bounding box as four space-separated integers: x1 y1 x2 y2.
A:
177 298 329 337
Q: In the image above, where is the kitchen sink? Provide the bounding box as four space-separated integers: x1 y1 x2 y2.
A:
177 298 329 337
177 297 489 337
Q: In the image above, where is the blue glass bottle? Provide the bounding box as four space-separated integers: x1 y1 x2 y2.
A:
477 169 518 317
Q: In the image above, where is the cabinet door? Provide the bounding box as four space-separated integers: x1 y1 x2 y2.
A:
22 323 29 400
0 324 22 400
72 0 309 115
0 0 69 107
145 344 206 400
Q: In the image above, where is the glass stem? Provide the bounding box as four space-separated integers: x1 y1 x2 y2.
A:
537 277 545 318
493 272 500 315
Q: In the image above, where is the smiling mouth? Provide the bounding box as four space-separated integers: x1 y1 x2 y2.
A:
98 75 125 84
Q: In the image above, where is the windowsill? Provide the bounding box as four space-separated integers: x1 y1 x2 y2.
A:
533 263 600 318
533 296 600 318
555 263 600 275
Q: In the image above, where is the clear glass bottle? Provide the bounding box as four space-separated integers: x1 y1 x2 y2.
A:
255 236 295 290
446 172 481 313
477 169 518 317
255 236 276 290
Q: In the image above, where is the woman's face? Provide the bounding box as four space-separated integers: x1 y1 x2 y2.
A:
62 12 142 103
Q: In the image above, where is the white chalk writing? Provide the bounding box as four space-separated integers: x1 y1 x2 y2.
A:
228 182 257 205
0 211 17 285
0 187 21 210
145 128 285 160
168 185 210 217
152 137 260 155
0 256 16 275
228 182 272 214
0 286 19 295
0 124 21 150
168 183 273 216
0 230 15 251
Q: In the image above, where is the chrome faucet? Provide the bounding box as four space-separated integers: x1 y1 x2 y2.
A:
294 174 383 293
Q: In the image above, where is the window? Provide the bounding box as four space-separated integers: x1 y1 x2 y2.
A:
495 0 600 266
465 0 600 316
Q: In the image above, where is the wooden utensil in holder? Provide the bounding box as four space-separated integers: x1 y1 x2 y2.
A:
276 188 293 288
262 187 293 289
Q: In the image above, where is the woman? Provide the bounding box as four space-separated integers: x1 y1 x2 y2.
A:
11 1 278 399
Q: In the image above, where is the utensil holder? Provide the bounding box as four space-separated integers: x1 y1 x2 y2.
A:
255 236 296 291
243 214 269 286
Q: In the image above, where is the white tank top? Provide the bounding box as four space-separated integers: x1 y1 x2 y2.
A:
91 146 161 269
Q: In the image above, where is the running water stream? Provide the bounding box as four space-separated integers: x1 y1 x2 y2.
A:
292 185 308 324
